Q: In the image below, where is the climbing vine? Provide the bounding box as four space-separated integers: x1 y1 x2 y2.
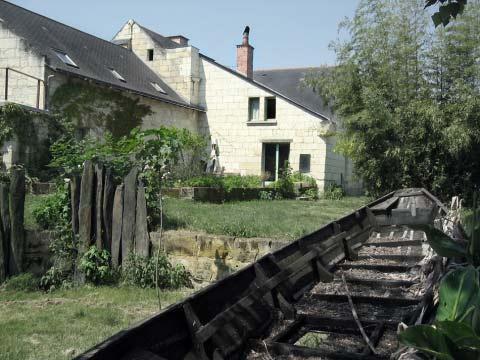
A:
50 81 152 138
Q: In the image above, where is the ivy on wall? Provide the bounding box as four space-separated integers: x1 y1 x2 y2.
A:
0 103 60 178
50 81 152 138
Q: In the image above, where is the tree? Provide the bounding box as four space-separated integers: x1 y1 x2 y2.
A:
307 0 480 200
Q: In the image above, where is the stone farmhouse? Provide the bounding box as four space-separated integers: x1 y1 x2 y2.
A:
0 0 360 193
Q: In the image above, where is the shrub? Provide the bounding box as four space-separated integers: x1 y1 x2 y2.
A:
304 187 319 200
222 175 262 192
290 172 317 188
122 253 192 289
79 246 117 285
259 190 275 200
32 186 69 230
272 165 295 199
323 183 345 200
4 273 39 291
39 266 72 292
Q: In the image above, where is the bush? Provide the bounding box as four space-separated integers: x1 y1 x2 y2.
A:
32 186 69 230
4 273 39 291
323 183 345 200
304 187 319 200
39 266 72 292
259 190 275 200
271 165 295 199
79 246 117 285
178 175 223 188
290 172 317 188
222 175 262 192
122 253 192 289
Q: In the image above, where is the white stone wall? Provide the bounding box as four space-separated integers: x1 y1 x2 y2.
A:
0 23 45 109
198 57 336 188
114 21 200 106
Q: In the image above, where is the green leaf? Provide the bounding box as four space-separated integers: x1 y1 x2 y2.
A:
398 324 457 359
437 266 480 328
411 224 467 258
436 321 480 349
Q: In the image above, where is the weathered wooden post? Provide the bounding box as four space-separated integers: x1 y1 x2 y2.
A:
94 164 104 249
9 168 25 275
121 168 138 264
70 174 81 235
135 182 150 257
102 168 115 253
111 184 124 267
76 161 94 283
0 183 9 281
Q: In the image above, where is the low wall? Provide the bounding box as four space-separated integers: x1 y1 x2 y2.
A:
20 229 287 282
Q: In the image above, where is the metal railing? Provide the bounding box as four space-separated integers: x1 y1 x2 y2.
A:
1 67 45 109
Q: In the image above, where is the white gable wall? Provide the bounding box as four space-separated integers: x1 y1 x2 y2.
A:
198 57 337 189
114 22 200 106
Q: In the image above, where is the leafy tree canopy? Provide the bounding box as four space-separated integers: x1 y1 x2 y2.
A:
307 0 480 200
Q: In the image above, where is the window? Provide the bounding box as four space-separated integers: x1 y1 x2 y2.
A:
265 97 276 120
248 97 260 121
151 82 167 94
147 49 154 61
109 68 126 82
263 143 290 181
299 154 311 173
53 50 78 68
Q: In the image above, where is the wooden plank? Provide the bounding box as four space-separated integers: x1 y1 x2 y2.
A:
370 196 399 211
182 303 208 360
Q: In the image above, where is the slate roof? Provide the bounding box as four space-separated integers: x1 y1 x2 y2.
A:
253 67 334 121
138 25 185 49
0 0 201 110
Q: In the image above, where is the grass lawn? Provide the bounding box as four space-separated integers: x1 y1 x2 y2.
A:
0 286 192 360
163 196 370 240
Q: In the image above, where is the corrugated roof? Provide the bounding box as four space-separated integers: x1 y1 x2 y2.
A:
0 0 202 111
254 67 334 121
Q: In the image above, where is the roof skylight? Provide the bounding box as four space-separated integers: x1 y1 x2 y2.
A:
109 68 126 82
151 82 166 94
54 50 78 68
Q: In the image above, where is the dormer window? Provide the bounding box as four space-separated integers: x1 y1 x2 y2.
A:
109 68 126 82
54 50 78 68
151 82 166 94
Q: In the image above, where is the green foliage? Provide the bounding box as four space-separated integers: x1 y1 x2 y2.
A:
38 266 72 292
32 186 69 230
4 273 39 292
177 175 262 192
290 172 317 188
400 266 480 359
307 0 480 201
221 175 262 192
271 164 295 199
323 183 345 200
413 194 480 265
122 253 192 289
50 81 152 138
259 190 275 201
425 0 468 26
79 247 117 285
304 187 319 200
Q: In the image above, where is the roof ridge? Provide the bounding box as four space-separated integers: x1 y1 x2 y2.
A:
0 0 132 54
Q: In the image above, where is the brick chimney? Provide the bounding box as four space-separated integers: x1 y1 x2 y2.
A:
236 26 254 78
